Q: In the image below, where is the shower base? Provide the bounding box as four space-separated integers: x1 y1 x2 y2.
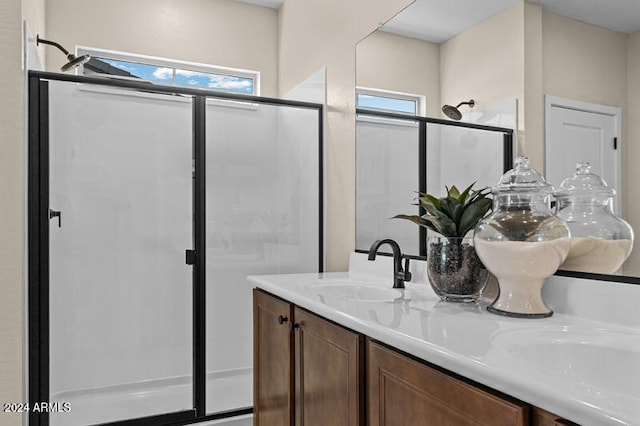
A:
49 368 252 426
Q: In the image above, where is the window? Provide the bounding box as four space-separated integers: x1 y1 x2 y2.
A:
78 47 260 95
356 87 425 116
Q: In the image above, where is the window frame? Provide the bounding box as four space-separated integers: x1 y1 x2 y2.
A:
356 86 425 116
77 46 261 96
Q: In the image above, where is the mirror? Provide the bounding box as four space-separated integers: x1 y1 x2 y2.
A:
356 0 640 279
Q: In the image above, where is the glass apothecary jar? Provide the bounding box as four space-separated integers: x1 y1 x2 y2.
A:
553 162 633 274
473 156 571 318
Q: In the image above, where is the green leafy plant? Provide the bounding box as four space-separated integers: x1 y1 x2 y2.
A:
394 183 492 241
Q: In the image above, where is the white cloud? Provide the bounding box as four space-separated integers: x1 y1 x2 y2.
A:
152 67 174 80
176 69 208 78
208 75 252 90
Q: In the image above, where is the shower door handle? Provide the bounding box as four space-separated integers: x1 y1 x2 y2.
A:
185 250 196 265
49 209 62 228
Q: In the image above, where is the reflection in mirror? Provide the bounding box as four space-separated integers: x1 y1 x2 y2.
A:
356 0 640 279
356 114 420 254
355 110 512 257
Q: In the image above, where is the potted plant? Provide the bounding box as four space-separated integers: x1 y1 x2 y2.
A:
395 183 492 302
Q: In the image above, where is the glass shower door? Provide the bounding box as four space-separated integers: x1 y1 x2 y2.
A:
47 81 194 425
205 99 321 414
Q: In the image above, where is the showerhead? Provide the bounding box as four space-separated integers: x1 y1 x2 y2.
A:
36 35 91 72
442 99 475 121
61 53 91 72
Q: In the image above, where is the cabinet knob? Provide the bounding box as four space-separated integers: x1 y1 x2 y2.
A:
289 322 300 331
278 315 288 325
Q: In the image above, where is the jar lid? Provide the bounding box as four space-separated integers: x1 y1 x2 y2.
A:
553 162 615 199
493 156 553 194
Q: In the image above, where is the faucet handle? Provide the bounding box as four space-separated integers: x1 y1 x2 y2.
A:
403 257 412 282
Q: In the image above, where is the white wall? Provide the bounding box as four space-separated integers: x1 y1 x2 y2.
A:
284 67 326 104
46 0 279 96
356 30 441 116
1 1 32 424
625 31 640 275
278 0 413 271
542 12 627 109
523 1 543 170
441 2 527 163
22 0 46 66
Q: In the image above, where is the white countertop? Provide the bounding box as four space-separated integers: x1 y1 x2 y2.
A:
248 253 640 426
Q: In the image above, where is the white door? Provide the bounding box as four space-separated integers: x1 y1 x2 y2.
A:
545 96 622 212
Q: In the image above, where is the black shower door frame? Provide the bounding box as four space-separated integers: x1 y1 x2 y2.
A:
27 71 324 426
355 107 514 258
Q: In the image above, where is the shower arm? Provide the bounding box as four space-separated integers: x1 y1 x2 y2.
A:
456 100 475 108
36 35 72 58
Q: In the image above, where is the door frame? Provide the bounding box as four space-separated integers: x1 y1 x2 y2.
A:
544 95 622 212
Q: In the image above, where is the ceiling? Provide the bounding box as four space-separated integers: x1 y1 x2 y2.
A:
382 0 640 43
235 0 640 44
235 0 284 8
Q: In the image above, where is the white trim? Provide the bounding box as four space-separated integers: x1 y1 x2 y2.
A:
356 86 426 115
76 82 191 103
545 95 621 117
355 114 419 128
356 86 425 127
72 82 261 112
76 46 261 96
544 95 622 212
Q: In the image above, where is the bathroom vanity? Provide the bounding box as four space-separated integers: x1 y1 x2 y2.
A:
250 254 640 426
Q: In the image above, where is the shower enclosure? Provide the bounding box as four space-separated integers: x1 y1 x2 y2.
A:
355 108 513 257
28 72 323 426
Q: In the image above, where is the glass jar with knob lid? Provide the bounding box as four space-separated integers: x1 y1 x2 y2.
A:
473 156 571 318
553 161 633 274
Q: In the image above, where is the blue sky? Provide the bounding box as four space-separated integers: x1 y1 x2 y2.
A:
357 93 416 114
99 59 418 109
100 58 254 93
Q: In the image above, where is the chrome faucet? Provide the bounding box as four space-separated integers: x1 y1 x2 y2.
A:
367 239 412 289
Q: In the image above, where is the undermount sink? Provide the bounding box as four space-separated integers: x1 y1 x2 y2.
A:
491 327 640 398
304 279 404 302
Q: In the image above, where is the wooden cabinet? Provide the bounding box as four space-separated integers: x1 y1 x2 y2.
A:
254 289 364 426
253 289 293 426
254 289 577 426
367 340 529 426
294 306 365 426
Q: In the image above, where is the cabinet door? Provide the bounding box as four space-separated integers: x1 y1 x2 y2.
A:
294 307 365 426
367 340 529 426
254 289 294 426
